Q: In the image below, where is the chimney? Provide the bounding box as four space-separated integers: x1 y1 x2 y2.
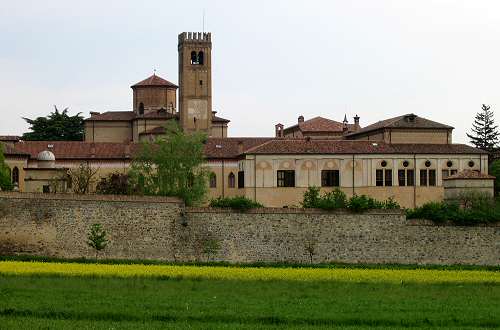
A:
353 115 360 131
342 114 348 133
237 141 244 154
298 115 304 123
90 111 100 117
275 123 284 138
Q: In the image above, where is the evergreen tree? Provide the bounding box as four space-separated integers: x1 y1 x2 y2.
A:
22 106 84 141
0 144 13 191
467 104 499 152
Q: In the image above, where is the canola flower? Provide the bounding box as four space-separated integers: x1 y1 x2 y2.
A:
0 261 499 284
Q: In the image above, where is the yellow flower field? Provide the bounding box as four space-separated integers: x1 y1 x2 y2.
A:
0 261 499 284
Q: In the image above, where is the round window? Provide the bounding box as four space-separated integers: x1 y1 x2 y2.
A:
446 160 453 168
381 160 387 167
425 160 431 168
468 161 475 168
402 160 409 168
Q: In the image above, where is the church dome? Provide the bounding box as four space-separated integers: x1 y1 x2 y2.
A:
37 150 56 161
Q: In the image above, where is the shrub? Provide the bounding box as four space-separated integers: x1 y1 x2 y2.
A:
301 187 399 212
407 194 500 225
87 224 108 259
347 195 381 213
96 173 130 195
209 196 264 211
318 189 347 210
301 186 321 208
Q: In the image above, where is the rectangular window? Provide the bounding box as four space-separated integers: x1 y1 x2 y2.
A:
407 170 414 186
398 170 406 186
384 169 392 186
238 171 245 189
450 169 457 176
429 170 436 186
321 170 340 187
442 169 449 179
277 170 295 187
376 169 384 186
420 169 427 186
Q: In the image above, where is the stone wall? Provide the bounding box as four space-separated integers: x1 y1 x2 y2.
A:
0 193 498 265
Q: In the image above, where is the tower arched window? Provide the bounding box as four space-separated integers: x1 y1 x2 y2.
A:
209 172 217 188
198 51 204 65
228 173 235 188
138 102 144 115
12 167 19 185
191 51 199 65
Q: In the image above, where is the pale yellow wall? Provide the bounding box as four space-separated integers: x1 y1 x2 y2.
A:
85 121 132 143
389 129 450 144
4 157 28 191
24 168 68 193
205 161 242 202
238 153 484 208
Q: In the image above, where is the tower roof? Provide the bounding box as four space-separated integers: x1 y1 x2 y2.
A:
131 74 178 89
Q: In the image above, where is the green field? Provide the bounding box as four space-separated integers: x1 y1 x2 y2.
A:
0 262 499 329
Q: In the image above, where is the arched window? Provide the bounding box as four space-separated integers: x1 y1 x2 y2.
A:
209 173 217 188
191 51 198 65
228 173 235 188
138 102 144 115
12 167 19 185
198 51 204 65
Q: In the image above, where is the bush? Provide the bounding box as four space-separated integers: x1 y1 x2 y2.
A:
301 187 399 212
407 194 500 225
209 196 264 211
301 186 321 208
318 189 347 210
96 173 130 195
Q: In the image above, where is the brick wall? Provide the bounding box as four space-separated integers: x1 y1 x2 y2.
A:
0 193 498 265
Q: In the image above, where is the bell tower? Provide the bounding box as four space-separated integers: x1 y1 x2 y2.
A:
178 32 212 133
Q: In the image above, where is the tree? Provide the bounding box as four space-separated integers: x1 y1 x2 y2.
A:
68 162 98 194
22 106 84 141
0 144 13 191
467 104 499 152
87 223 108 259
129 121 208 206
489 160 500 196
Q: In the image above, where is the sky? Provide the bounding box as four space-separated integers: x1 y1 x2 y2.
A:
1 0 500 143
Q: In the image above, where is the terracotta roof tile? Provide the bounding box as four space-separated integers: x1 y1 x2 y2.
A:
444 170 495 180
86 111 227 123
1 143 30 157
9 141 141 160
0 136 21 142
204 138 274 159
244 139 485 155
284 117 354 134
131 74 178 88
86 111 136 121
212 115 230 123
346 114 453 137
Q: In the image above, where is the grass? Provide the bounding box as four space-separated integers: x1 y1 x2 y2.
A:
0 262 499 329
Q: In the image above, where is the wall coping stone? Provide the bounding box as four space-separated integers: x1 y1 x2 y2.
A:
407 218 500 227
0 192 183 204
186 207 405 215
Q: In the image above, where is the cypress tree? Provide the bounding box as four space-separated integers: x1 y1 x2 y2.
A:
466 104 499 152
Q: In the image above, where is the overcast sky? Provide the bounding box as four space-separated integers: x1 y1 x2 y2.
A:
1 0 500 143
